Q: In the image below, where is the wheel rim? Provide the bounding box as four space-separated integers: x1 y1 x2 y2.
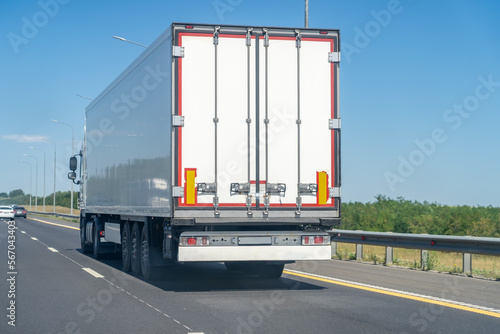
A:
122 230 129 261
141 234 149 272
131 231 138 264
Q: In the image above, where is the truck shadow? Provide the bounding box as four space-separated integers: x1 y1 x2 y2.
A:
89 251 325 293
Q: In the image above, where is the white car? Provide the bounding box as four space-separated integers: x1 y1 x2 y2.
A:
0 206 15 220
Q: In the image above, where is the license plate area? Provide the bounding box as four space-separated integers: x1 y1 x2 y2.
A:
238 236 272 245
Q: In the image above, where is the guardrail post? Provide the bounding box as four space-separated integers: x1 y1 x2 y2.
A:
463 253 472 275
421 250 429 269
331 241 337 257
356 244 363 261
385 246 393 265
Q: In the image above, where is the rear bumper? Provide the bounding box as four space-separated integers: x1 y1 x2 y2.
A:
178 245 331 262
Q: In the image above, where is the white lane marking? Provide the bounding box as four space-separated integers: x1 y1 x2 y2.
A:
82 267 104 278
21 231 26 234
285 269 500 314
17 224 196 331
48 247 59 253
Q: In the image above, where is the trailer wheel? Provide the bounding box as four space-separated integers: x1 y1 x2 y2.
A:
92 224 101 260
121 221 131 272
130 223 142 277
80 226 91 254
141 226 158 280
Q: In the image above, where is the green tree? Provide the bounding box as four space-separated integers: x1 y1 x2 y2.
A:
0 192 8 198
9 189 24 197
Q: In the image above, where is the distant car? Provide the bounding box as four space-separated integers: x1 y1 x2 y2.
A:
0 206 15 220
14 206 27 218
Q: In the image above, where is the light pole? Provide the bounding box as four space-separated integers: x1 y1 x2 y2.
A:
30 146 46 212
112 36 148 48
305 0 309 28
40 138 57 213
75 93 93 101
24 154 38 211
19 160 32 210
52 119 75 215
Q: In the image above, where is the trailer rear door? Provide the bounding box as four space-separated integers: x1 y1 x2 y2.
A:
173 24 340 219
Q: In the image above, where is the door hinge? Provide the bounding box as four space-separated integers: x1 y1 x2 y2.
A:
328 52 340 63
173 46 185 58
172 186 184 198
173 115 185 127
329 118 341 130
329 187 341 198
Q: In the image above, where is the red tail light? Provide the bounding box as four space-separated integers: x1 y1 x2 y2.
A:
302 235 330 245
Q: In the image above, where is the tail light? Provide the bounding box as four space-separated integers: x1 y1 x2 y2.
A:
180 237 210 246
302 235 330 245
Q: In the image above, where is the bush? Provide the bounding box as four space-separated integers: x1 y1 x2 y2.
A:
342 196 500 238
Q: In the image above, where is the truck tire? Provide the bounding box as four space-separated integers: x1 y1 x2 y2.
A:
80 225 91 254
140 225 158 280
224 262 243 272
257 263 284 279
240 262 284 279
121 221 131 272
93 224 101 260
130 223 142 277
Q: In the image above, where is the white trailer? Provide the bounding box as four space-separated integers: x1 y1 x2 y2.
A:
69 23 341 279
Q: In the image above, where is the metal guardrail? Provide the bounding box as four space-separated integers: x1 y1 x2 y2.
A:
328 229 500 274
27 211 79 220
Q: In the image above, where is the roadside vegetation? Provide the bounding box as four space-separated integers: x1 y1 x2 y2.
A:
0 189 79 214
341 195 500 238
338 195 500 279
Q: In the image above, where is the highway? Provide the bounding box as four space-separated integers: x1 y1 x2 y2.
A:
1 216 499 333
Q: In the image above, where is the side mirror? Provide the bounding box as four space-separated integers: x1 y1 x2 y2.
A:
69 156 77 171
68 171 77 180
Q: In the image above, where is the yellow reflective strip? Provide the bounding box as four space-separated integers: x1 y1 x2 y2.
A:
318 171 328 204
185 169 196 204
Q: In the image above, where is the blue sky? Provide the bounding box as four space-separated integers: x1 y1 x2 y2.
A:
1 0 499 206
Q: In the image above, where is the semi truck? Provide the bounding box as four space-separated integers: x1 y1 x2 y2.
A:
68 23 341 279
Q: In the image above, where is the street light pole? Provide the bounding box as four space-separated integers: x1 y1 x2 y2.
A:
19 160 32 211
40 138 57 213
52 120 75 215
24 154 38 211
30 147 46 212
305 0 309 28
112 36 148 48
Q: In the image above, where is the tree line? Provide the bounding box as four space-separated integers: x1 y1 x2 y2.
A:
0 189 78 209
341 195 500 238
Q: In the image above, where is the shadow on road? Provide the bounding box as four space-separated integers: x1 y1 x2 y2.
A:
79 250 325 293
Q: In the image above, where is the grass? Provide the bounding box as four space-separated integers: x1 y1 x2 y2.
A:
27 205 80 216
333 242 500 280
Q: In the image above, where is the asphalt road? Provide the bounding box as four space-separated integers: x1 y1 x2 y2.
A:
1 216 499 333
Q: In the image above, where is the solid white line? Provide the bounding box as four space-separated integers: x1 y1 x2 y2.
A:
82 267 104 278
47 247 59 253
31 237 38 240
